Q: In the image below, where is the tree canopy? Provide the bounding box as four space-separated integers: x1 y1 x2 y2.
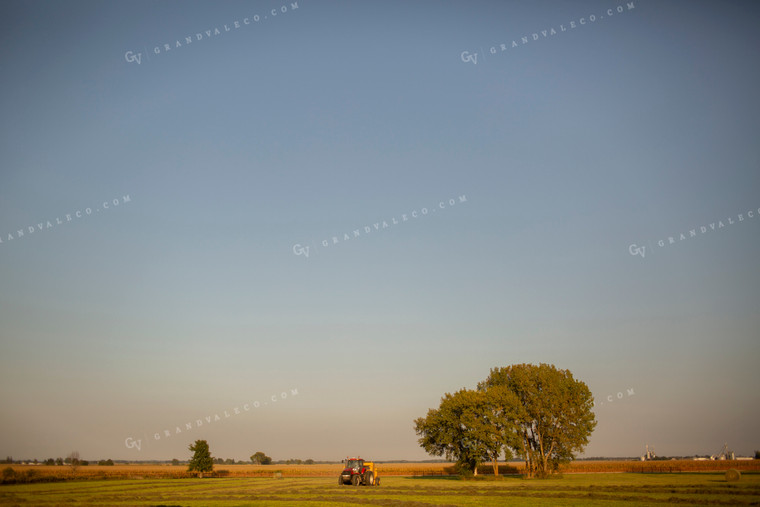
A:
415 363 596 477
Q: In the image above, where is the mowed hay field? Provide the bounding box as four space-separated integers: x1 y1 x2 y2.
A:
1 473 760 506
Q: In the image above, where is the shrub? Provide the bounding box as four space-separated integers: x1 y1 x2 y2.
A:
455 463 474 478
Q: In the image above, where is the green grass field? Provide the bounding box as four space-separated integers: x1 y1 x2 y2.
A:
1 473 759 506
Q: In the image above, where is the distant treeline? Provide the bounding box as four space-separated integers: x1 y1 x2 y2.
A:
7 456 756 466
3 457 115 466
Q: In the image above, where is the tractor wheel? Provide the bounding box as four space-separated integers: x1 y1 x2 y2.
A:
364 471 374 485
375 476 380 486
351 474 360 486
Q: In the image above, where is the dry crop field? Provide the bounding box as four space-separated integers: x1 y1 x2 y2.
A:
2 460 759 482
4 460 760 480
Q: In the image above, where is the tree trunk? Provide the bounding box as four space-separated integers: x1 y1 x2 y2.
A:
492 459 499 476
525 429 537 478
536 429 547 477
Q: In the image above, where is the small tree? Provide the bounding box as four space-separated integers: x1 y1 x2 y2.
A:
55 458 63 466
68 451 81 474
188 440 214 478
250 452 272 465
171 459 180 466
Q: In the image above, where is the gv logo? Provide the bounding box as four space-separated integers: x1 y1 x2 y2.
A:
124 437 142 450
460 51 478 65
124 51 142 65
628 244 646 258
292 244 310 258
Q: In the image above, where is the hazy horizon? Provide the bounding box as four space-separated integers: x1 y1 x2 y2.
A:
2 0 759 464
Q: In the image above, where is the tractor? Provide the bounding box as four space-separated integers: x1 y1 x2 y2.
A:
338 457 380 486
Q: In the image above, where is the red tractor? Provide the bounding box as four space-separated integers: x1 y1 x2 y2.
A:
338 457 380 486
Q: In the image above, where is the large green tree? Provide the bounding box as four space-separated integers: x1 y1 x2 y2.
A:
415 364 596 478
188 440 214 478
414 389 486 475
478 363 596 477
414 388 522 475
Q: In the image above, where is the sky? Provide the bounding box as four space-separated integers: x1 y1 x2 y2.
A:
1 0 759 463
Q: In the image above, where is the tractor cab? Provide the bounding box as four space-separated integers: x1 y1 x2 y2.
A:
345 458 363 471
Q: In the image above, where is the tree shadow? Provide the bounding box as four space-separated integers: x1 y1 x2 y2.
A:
407 476 462 481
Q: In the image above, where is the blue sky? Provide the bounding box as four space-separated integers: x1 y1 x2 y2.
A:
1 0 759 462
